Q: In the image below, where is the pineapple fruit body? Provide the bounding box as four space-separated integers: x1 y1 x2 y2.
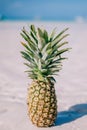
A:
27 80 57 127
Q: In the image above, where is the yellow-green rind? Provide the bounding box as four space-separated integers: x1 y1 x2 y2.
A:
27 80 57 127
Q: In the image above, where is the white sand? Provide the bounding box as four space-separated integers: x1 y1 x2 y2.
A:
0 21 87 130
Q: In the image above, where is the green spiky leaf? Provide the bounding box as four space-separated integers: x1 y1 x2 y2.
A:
20 25 71 82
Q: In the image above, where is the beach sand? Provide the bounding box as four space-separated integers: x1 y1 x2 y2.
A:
0 21 87 130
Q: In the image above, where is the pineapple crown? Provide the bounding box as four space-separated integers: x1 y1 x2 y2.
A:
20 25 70 83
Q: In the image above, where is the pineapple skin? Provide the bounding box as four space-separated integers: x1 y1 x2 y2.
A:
27 80 57 127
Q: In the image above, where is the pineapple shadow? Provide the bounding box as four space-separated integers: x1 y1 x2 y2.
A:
55 103 87 126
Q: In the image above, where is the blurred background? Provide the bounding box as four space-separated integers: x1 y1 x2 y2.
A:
0 0 87 130
0 0 87 22
0 1 87 130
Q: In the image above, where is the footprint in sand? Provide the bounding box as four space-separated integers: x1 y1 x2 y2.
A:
0 109 7 114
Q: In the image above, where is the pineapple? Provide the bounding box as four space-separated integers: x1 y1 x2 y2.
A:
20 25 70 127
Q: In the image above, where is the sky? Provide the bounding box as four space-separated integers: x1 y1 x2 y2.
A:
0 0 87 21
